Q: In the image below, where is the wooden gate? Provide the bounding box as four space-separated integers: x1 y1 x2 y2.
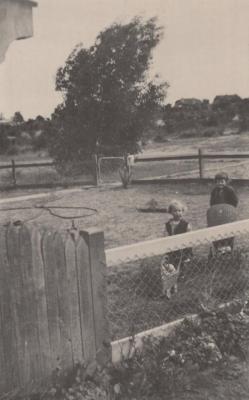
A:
0 223 109 394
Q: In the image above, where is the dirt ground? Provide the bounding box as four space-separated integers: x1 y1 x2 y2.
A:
1 181 249 249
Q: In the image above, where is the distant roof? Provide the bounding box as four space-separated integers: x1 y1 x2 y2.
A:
175 98 202 107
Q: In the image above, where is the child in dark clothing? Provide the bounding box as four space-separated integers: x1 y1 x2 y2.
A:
164 200 193 266
210 172 238 207
209 172 238 253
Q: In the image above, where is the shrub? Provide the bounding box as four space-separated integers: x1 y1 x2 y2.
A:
109 309 249 399
6 145 18 156
154 134 166 142
202 127 219 137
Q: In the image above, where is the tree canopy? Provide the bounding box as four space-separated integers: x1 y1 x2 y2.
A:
12 111 24 124
50 16 168 161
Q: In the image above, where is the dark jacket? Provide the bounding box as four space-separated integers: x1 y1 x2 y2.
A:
165 218 189 235
210 185 238 207
165 218 192 265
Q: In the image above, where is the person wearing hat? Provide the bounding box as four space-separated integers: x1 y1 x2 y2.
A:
210 172 238 208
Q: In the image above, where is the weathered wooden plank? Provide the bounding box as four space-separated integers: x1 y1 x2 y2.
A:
134 152 249 163
53 232 73 369
75 235 96 361
134 153 198 162
41 228 61 371
6 224 24 387
31 226 51 378
0 161 54 170
0 227 10 391
81 229 110 364
19 224 41 384
65 234 83 364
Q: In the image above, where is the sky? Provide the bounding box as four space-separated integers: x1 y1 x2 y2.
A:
0 0 249 119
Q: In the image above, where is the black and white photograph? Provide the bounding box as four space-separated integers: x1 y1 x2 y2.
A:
1 0 249 398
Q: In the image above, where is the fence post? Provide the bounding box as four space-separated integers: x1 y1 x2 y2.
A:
198 149 204 179
92 154 99 186
80 228 111 365
11 159 16 186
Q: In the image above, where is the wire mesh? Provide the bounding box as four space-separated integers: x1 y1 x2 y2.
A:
106 232 249 341
98 157 125 183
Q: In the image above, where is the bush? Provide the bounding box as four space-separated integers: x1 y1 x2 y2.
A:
154 134 166 142
0 131 9 154
179 129 198 138
202 127 219 137
32 132 48 151
109 309 249 399
54 159 94 178
6 145 18 155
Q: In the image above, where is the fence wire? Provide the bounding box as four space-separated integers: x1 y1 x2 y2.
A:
106 233 249 341
98 157 125 184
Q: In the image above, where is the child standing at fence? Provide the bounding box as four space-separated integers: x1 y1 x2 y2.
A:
209 172 238 253
164 200 193 266
160 200 192 298
210 172 238 208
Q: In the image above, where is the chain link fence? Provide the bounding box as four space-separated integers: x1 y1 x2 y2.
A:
105 221 249 341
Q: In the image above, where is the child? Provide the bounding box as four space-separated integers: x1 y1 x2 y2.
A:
210 172 238 208
160 200 192 298
161 200 193 276
165 200 193 265
209 172 238 253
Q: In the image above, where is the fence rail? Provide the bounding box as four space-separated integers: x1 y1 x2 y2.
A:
105 218 249 266
133 151 249 162
0 157 97 189
0 161 55 170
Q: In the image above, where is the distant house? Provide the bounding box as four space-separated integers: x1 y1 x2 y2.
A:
174 98 203 109
213 95 242 110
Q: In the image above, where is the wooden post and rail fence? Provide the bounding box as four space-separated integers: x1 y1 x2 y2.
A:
1 150 249 188
132 149 249 181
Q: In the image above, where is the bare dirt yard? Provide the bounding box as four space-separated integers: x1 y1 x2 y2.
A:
1 181 249 249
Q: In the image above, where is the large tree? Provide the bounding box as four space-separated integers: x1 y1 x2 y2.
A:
50 17 168 161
